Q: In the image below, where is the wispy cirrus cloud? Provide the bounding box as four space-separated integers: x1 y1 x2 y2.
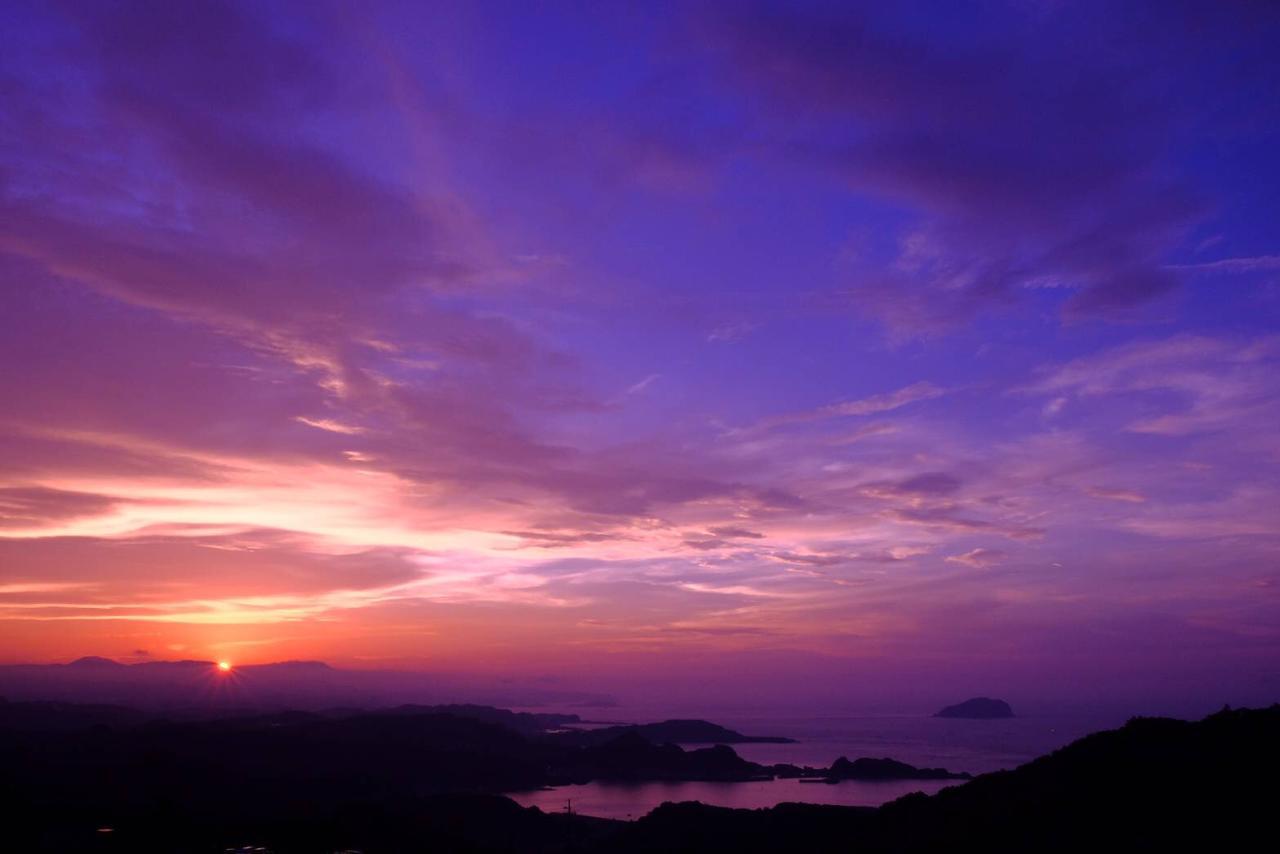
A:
946 548 1007 569
749 381 946 432
698 2 1280 334
1168 256 1280 274
0 0 1277 702
1023 334 1280 437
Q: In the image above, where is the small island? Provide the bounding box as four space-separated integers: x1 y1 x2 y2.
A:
774 756 972 783
934 697 1015 719
769 756 970 782
823 756 971 781
558 718 795 746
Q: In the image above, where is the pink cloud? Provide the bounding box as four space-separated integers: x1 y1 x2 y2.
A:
945 548 1007 569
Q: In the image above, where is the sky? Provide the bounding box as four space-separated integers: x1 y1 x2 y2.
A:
1 0 1278 711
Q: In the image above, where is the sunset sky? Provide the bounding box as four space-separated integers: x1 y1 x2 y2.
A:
2 1 1278 709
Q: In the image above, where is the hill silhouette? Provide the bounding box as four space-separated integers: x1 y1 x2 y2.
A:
1 700 1274 851
614 704 1278 852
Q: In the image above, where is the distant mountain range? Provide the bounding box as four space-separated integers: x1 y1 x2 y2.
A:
0 696 956 817
0 656 616 711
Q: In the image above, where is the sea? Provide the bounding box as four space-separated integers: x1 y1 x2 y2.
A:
507 708 1136 820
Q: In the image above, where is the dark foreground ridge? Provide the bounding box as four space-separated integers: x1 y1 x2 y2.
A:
934 696 1015 718
2 700 1275 851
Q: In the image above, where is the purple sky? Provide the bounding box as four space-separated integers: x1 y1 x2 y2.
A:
1 1 1278 710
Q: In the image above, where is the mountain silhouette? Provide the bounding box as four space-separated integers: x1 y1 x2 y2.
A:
2 698 1275 851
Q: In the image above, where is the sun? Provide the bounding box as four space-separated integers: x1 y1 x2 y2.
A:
216 661 232 673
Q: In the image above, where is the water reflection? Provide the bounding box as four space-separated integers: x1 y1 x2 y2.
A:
509 776 957 820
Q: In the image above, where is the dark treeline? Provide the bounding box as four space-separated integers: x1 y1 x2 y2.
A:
1 700 1275 852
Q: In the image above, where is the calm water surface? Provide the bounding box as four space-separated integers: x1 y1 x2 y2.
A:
507 710 1131 819
716 712 1119 774
509 777 955 820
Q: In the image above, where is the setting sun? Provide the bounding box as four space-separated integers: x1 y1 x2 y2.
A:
216 661 232 673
